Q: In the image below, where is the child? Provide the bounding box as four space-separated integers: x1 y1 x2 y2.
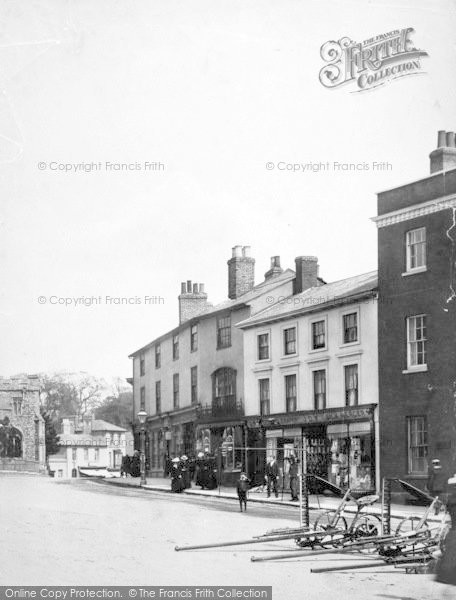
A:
237 472 251 512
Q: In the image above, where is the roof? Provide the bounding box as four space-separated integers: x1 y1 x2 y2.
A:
237 271 378 329
129 269 296 357
58 433 108 446
91 420 126 432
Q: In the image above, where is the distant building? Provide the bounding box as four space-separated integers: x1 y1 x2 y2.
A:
238 268 379 493
373 130 456 494
129 247 320 482
48 415 128 478
0 375 46 473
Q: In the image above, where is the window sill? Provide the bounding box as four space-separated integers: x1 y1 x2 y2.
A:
217 345 232 351
402 365 428 374
305 355 330 364
402 267 427 277
340 340 360 349
308 347 327 354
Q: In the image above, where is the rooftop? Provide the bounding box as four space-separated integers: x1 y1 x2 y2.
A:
237 270 378 329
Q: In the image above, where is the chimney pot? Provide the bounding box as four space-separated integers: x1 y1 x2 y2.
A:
437 130 447 147
187 280 192 293
181 282 186 294
199 283 205 293
447 132 456 148
193 283 199 293
243 246 251 257
232 245 243 258
228 245 255 299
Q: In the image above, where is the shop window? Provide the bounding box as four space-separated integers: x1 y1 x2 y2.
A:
259 378 270 415
258 333 270 360
312 320 325 350
343 313 358 344
407 315 427 368
345 365 358 406
407 416 428 474
285 374 297 412
327 422 374 492
284 327 297 355
313 370 326 410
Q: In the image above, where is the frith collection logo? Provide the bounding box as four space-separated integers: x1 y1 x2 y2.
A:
319 28 428 92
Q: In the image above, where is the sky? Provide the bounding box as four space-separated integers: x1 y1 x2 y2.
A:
1 0 456 380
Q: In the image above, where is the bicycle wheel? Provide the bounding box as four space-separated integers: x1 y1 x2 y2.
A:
395 516 429 535
353 514 381 538
313 511 348 548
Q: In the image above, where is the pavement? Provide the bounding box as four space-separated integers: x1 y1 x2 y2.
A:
101 474 446 523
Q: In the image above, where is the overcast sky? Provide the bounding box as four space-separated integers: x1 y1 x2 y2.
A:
1 0 455 380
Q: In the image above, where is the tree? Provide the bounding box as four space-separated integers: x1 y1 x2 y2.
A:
95 379 133 429
40 407 60 457
39 372 105 420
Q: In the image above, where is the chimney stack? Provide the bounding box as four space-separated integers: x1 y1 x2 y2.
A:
264 256 284 280
294 256 319 294
430 130 456 173
227 245 255 299
178 280 209 324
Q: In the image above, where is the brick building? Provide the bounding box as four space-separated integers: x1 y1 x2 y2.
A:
0 375 46 472
373 130 456 493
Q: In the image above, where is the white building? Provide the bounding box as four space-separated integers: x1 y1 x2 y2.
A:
238 263 379 494
48 415 128 479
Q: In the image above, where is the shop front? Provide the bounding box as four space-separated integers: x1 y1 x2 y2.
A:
260 404 377 495
194 421 245 486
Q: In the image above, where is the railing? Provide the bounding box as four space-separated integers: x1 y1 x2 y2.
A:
197 397 244 421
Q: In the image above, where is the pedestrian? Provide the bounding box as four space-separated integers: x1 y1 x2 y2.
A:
266 457 279 498
195 452 205 489
170 457 184 493
236 472 251 512
435 472 456 586
180 455 191 489
289 456 299 501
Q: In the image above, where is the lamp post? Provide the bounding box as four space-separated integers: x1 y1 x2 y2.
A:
137 409 147 486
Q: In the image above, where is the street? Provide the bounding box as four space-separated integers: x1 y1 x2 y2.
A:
0 475 450 599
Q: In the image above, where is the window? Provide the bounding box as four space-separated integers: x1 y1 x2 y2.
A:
12 397 22 416
84 448 88 461
407 315 427 368
407 416 428 474
285 374 297 412
173 335 179 360
191 324 198 352
406 228 426 271
140 386 145 411
155 381 161 414
343 313 358 344
72 447 77 461
155 344 161 368
173 374 179 409
140 354 145 376
345 365 358 406
213 368 236 408
94 448 99 461
284 327 297 355
312 320 325 350
258 333 270 360
191 367 198 404
313 370 326 410
259 379 270 415
217 314 231 349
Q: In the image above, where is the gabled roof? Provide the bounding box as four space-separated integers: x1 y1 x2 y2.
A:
237 271 378 329
91 420 126 432
129 269 296 357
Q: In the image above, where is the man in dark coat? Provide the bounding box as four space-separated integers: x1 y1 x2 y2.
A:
266 457 279 498
236 472 251 511
195 452 206 488
435 472 456 586
180 455 191 489
289 457 299 501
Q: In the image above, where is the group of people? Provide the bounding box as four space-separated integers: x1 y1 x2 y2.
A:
265 456 300 500
167 452 218 493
